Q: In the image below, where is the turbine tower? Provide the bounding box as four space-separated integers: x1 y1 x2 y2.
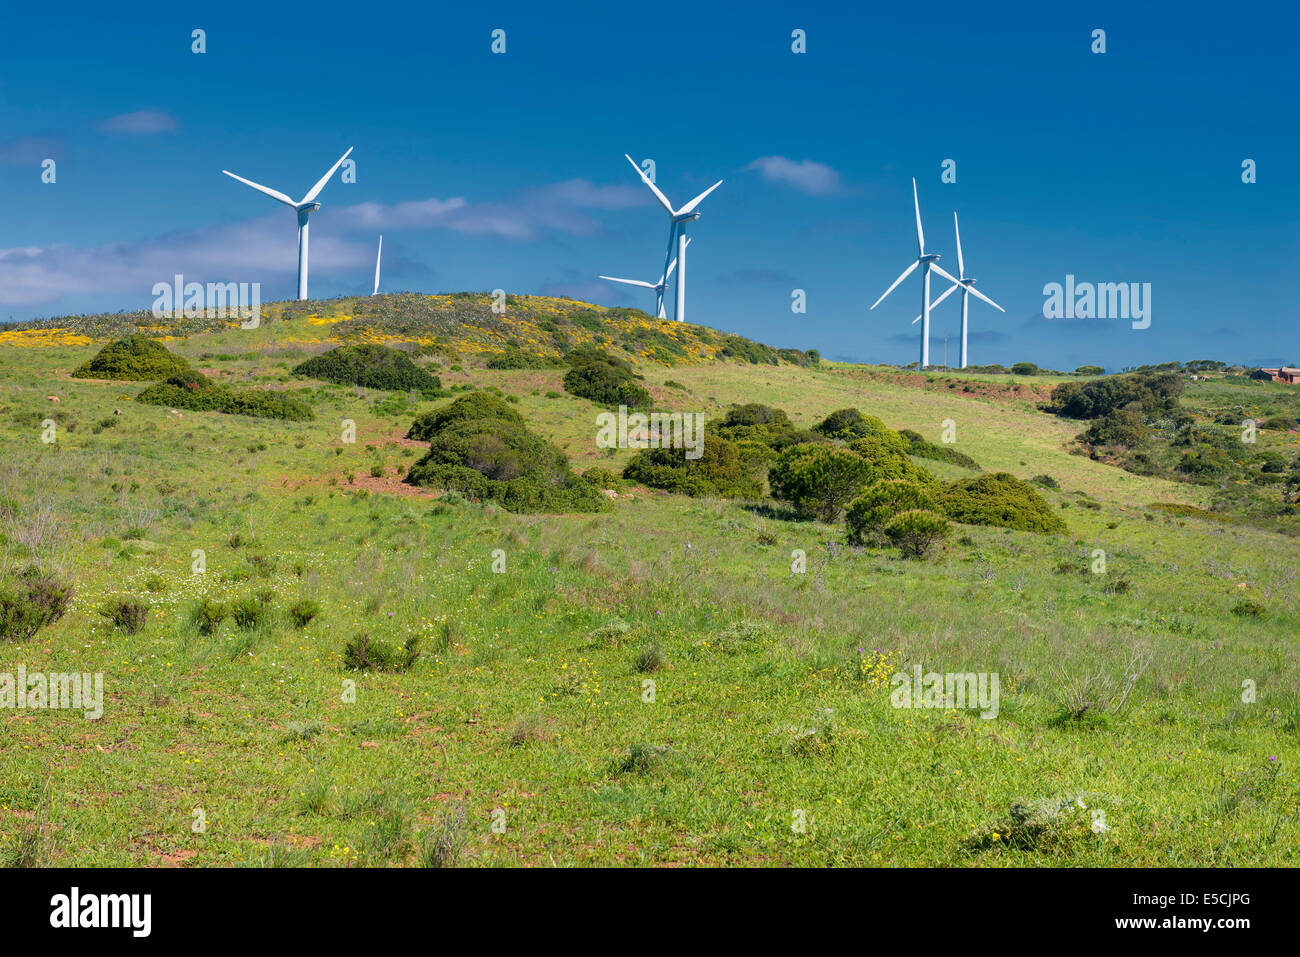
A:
870 178 961 369
624 154 722 323
911 212 1004 369
599 238 689 319
373 235 383 296
221 147 354 301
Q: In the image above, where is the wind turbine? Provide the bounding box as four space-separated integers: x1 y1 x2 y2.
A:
599 238 690 318
870 178 962 369
221 147 354 301
911 212 1005 369
624 154 722 323
373 235 382 296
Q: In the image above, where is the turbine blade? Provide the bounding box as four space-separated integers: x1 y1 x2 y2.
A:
953 211 964 277
221 170 296 207
931 263 962 288
966 283 1005 312
301 147 354 204
373 234 382 295
870 259 919 310
625 154 675 214
910 280 961 323
912 178 925 255
677 180 723 217
600 276 657 288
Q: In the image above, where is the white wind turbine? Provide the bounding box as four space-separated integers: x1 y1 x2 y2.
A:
599 238 690 318
911 212 1004 369
870 178 962 369
373 235 382 296
624 154 722 323
221 147 354 301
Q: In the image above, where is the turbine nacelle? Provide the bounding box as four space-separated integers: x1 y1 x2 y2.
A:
298 202 322 214
920 253 940 264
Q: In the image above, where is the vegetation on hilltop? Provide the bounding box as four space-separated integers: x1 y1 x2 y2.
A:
292 343 444 394
72 334 190 380
137 370 315 421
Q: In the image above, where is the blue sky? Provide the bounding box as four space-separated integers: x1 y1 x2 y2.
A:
1 0 1296 370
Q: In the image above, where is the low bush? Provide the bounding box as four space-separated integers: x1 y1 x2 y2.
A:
884 509 950 558
100 598 149 634
769 445 875 521
0 570 74 642
193 598 227 635
289 599 320 628
293 344 442 393
898 429 982 469
623 433 762 498
406 394 609 513
230 596 266 629
343 633 421 672
845 479 938 545
137 371 314 421
562 352 651 409
939 472 1067 534
72 334 190 380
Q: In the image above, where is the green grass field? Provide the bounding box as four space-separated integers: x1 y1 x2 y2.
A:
2 300 1297 867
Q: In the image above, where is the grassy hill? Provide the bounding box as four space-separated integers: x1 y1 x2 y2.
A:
1 295 1297 867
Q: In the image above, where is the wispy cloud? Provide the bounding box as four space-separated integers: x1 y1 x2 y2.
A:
0 136 65 165
97 109 180 134
744 156 841 196
0 178 652 311
335 179 649 241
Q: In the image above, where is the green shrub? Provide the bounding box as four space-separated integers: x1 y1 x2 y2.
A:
1081 409 1148 447
580 467 624 490
486 349 561 370
137 372 314 421
939 472 1067 534
622 433 762 498
1010 362 1039 376
72 334 190 380
715 404 825 451
1050 371 1184 419
845 479 938 545
0 570 74 642
898 429 982 469
768 445 875 521
406 394 609 513
884 509 950 558
292 344 442 392
193 598 228 635
813 408 892 441
100 598 149 634
563 354 652 409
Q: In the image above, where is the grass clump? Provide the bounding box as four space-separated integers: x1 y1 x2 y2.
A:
292 343 443 393
192 597 228 635
289 598 320 627
342 633 421 672
72 334 190 380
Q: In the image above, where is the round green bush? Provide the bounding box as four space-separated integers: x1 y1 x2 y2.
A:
407 392 523 441
939 472 1066 534
563 357 651 409
72 334 190 381
884 509 951 558
292 343 442 393
768 444 875 521
845 479 937 545
622 433 761 499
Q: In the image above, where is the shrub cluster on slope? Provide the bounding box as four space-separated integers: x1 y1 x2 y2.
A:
72 334 190 380
137 371 314 421
1049 371 1184 419
405 392 610 513
621 432 762 499
845 479 938 545
714 404 825 451
292 343 443 393
898 429 982 470
938 472 1066 533
562 349 652 409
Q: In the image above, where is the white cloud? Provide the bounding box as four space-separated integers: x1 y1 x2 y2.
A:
743 156 840 195
97 110 181 134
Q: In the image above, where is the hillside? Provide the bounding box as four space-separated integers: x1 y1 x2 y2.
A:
1 296 1297 868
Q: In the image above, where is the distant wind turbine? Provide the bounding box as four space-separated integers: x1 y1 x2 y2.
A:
911 212 1005 369
599 238 690 318
870 178 962 369
373 235 382 296
624 154 722 323
221 147 354 301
